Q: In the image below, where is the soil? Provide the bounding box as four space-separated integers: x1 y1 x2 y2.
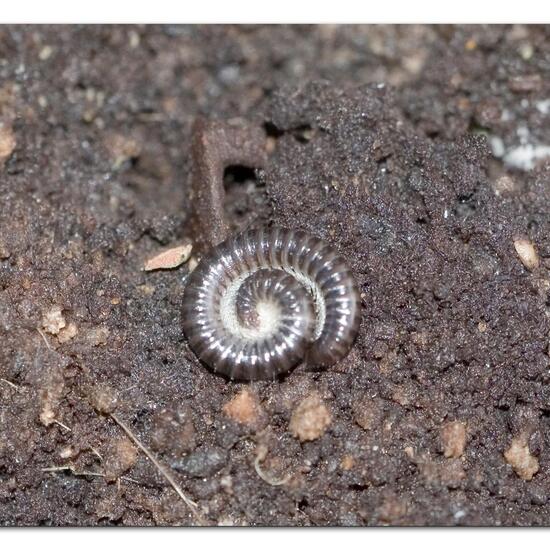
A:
1 24 550 526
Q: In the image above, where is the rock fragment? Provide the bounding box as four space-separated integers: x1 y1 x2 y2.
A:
143 242 193 271
223 388 265 428
440 421 467 458
504 437 539 480
289 393 331 442
41 305 66 335
514 238 539 271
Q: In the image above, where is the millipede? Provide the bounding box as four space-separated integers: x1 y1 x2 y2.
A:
182 119 361 380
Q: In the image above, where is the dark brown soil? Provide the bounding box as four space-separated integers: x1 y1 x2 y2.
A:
1 24 550 526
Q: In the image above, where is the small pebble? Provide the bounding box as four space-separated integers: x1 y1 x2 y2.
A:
504 436 539 480
340 455 355 471
41 305 66 335
289 393 332 442
171 446 227 478
440 421 467 458
143 242 192 271
491 175 516 197
514 238 539 271
38 45 53 61
57 322 78 343
223 388 264 427
89 385 118 414
86 326 109 346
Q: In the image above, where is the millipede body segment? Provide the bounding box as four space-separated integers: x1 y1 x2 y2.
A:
182 227 361 380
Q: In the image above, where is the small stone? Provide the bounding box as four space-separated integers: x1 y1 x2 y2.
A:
504 436 539 480
514 238 539 271
89 385 118 414
340 455 355 471
128 30 140 48
104 437 138 481
86 326 109 346
57 322 78 343
289 393 332 442
0 123 16 165
518 43 534 60
41 305 66 335
171 446 227 478
137 284 155 296
465 39 477 51
143 242 193 271
440 421 467 458
59 445 75 459
223 388 264 427
38 45 53 60
492 175 516 197
478 321 487 333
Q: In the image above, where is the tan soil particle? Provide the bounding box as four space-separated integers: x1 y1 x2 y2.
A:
514 238 540 271
504 437 539 481
57 322 78 343
223 388 265 427
89 385 118 415
289 393 332 442
104 437 138 481
41 305 66 335
440 421 467 458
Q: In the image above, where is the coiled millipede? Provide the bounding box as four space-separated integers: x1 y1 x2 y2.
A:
182 227 361 380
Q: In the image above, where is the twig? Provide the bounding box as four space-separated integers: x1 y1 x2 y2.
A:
42 465 139 485
0 378 19 391
109 413 205 524
54 419 72 432
37 328 53 350
90 446 103 461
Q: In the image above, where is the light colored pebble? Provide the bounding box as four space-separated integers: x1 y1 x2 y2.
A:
289 393 331 442
504 436 539 480
143 242 193 271
38 45 53 61
223 388 263 427
57 322 78 343
514 238 539 271
41 305 66 335
440 421 467 458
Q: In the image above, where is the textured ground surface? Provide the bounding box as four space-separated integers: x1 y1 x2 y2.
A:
0 25 550 526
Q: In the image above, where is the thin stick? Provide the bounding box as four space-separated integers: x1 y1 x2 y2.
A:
37 328 53 350
109 413 204 524
42 465 140 485
0 378 19 391
54 419 72 432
